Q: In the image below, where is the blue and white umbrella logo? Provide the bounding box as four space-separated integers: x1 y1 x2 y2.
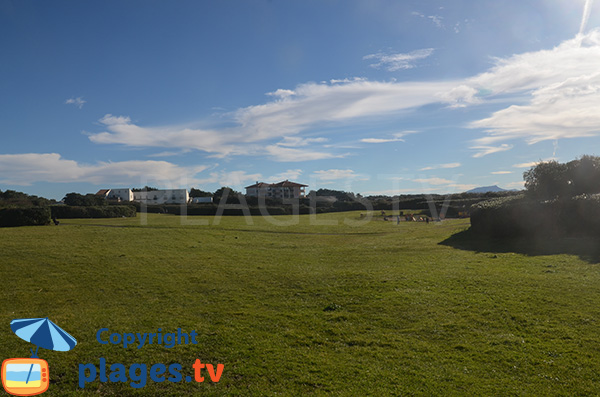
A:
10 318 77 357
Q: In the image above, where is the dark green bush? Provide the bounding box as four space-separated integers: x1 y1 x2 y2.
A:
51 205 136 219
470 194 600 238
0 207 51 227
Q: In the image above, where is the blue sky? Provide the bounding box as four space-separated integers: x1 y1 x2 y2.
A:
1 0 599 200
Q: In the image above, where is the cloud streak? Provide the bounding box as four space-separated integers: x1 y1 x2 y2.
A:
363 48 434 71
89 79 458 161
456 29 600 153
419 162 461 171
0 153 208 186
580 0 595 35
65 97 86 109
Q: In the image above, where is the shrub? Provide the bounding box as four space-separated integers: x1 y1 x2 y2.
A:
51 205 136 219
470 194 600 238
0 207 51 227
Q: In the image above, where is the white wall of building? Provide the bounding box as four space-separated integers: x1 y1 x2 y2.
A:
133 189 189 204
107 188 134 202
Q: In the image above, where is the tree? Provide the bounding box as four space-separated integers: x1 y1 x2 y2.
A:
524 155 600 199
523 160 569 199
213 187 241 204
189 188 212 198
0 190 53 208
132 186 158 192
566 155 600 196
63 193 107 206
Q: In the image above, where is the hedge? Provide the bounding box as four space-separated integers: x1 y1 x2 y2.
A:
51 205 137 219
470 194 600 238
0 207 51 227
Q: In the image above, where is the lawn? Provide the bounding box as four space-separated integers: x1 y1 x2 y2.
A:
1 212 600 395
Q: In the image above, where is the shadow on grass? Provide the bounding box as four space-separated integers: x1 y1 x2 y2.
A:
440 227 600 264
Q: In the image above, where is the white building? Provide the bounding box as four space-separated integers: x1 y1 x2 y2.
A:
191 196 213 204
245 180 307 199
133 189 190 205
107 188 134 202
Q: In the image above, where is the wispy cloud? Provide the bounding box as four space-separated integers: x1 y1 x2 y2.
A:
512 158 556 168
580 0 595 35
506 181 525 189
363 48 434 71
312 169 369 182
0 153 208 186
264 145 343 162
87 18 600 164
65 97 86 109
491 171 512 175
89 79 458 161
412 177 476 192
451 29 600 150
471 144 513 158
513 161 539 168
411 11 444 28
277 137 328 147
360 131 414 144
419 162 461 171
268 169 303 182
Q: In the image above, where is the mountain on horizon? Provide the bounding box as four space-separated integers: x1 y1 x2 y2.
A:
465 185 511 193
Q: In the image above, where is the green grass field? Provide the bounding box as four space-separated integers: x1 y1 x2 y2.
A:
2 212 600 395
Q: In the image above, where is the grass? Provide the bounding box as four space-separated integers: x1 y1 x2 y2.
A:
1 212 600 395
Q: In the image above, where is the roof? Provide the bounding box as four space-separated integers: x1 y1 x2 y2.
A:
245 180 307 189
95 189 110 196
245 182 274 189
271 180 308 187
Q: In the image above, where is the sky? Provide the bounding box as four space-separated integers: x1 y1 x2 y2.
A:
1 0 599 200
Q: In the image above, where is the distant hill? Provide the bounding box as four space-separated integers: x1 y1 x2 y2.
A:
465 185 511 193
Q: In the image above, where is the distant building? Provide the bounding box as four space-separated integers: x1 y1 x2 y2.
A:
107 188 134 202
133 189 189 204
95 189 111 198
245 180 307 199
191 196 213 204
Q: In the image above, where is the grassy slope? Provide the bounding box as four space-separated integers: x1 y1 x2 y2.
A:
1 212 600 396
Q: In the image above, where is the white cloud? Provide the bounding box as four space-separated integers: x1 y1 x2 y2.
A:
513 161 539 168
88 79 457 162
471 73 600 145
277 136 328 147
419 162 461 171
65 97 86 109
361 131 416 144
363 48 434 71
266 89 295 99
200 169 304 190
264 145 342 162
84 24 600 166
412 11 444 28
312 169 369 182
412 177 456 186
214 170 262 188
412 177 476 191
450 29 600 148
471 144 513 158
234 80 456 140
491 171 513 175
147 150 188 157
505 181 526 189
427 15 444 28
512 158 556 168
0 153 208 186
268 169 303 182
360 138 400 143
